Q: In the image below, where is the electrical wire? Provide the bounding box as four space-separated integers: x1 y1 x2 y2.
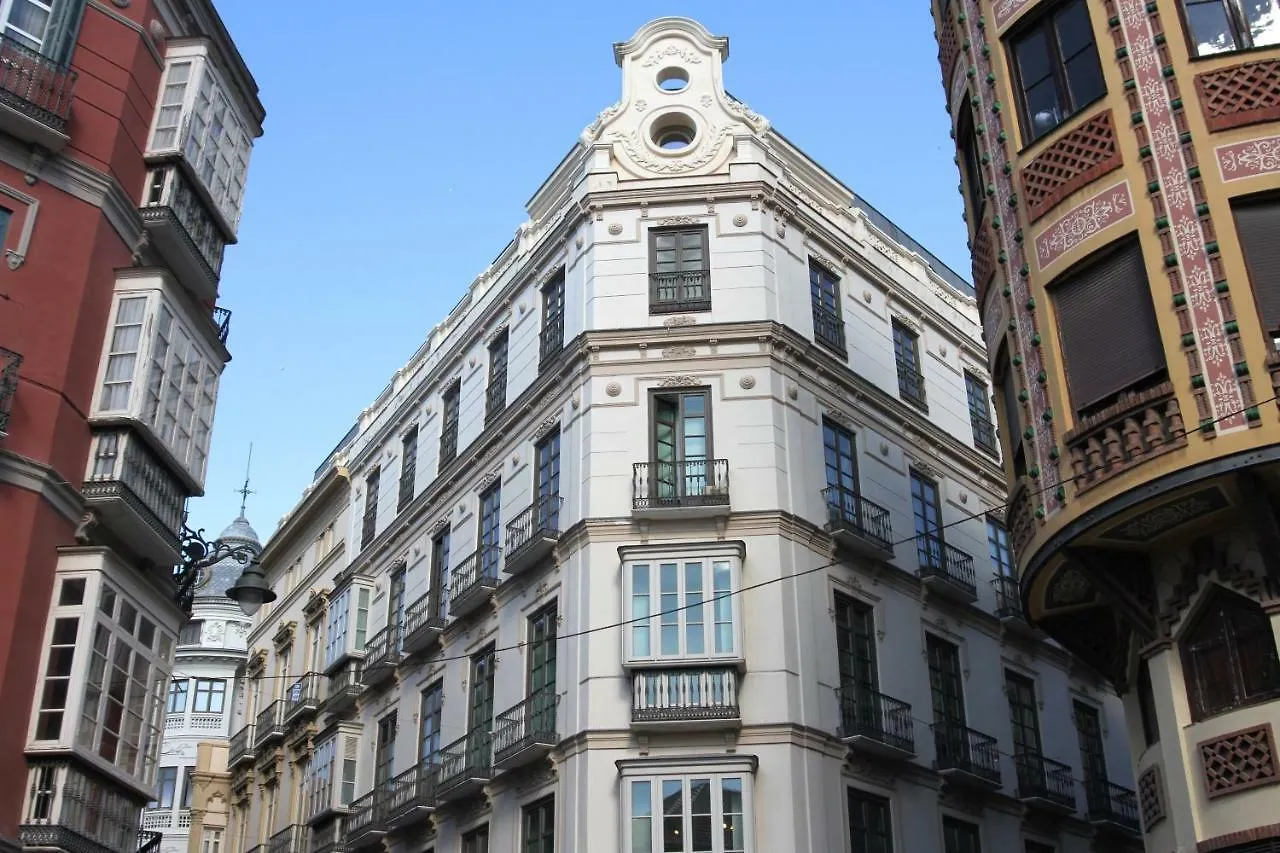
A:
173 390 1277 682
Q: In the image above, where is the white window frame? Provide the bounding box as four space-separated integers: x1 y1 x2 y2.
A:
619 757 755 853
1 0 53 52
307 737 335 819
622 544 743 666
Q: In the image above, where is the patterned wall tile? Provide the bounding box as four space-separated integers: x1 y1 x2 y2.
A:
1034 181 1134 271
1218 135 1280 183
1199 723 1279 799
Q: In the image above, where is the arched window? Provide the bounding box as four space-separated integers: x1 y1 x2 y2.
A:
1181 588 1280 721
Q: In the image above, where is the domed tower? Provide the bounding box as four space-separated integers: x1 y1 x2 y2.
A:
931 1 1280 851
144 515 261 853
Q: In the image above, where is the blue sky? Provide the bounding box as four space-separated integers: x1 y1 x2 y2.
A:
193 1 970 540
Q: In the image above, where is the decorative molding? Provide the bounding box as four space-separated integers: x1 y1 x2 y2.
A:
0 181 39 269
272 621 296 650
992 0 1035 30
824 408 853 427
732 214 747 227
657 375 699 387
1217 134 1280 182
662 315 696 327
1199 724 1278 799
607 223 623 235
738 375 756 390
1195 58 1280 132
532 415 560 442
662 346 696 359
1033 180 1133 270
911 460 942 481
640 45 703 67
1021 110 1122 223
605 381 622 397
655 215 700 226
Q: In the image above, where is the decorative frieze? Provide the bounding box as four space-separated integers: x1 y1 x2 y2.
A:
1199 724 1278 799
1034 181 1133 271
1217 134 1280 182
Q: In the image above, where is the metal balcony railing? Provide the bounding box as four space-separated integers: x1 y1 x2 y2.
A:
932 721 1002 786
285 673 321 722
83 431 186 537
971 411 997 455
383 762 437 826
993 575 1024 620
439 418 458 468
254 700 285 747
650 269 711 313
504 494 562 574
448 548 500 617
632 667 739 724
0 346 21 436
493 685 559 767
361 626 400 685
343 790 385 845
917 534 977 598
360 507 376 550
632 459 730 511
211 306 232 345
228 724 255 765
538 318 563 369
0 33 76 131
1085 777 1140 832
436 727 493 798
838 688 915 755
323 661 363 714
812 306 846 354
140 165 227 285
267 825 309 853
1014 752 1076 810
485 377 506 427
822 486 894 553
897 363 927 410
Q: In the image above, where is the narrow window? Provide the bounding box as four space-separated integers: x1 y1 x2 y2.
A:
959 112 986 229
461 826 489 853
1006 671 1042 757
486 329 509 427
153 766 178 808
996 347 1026 477
911 470 945 573
340 736 358 805
539 271 565 369
387 564 406 649
478 483 502 579
431 528 451 621
1074 700 1108 789
528 604 558 736
1181 587 1280 720
439 381 460 468
893 320 926 410
1008 0 1106 141
942 816 982 853
36 616 78 739
398 427 418 511
649 226 711 313
847 788 893 853
965 372 996 455
835 594 878 697
1136 658 1160 746
98 296 148 411
419 681 443 764
927 635 966 728
822 419 861 528
468 646 496 769
361 467 380 549
987 519 1014 576
647 389 715 504
521 796 554 853
374 711 397 786
534 428 561 533
810 260 846 355
354 587 370 651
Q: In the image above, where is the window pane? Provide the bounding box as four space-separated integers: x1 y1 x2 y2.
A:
660 563 679 655
689 778 712 852
1186 1 1239 54
1024 78 1062 138
632 781 653 853
1064 45 1105 110
685 562 705 656
1015 28 1054 87
722 778 744 853
713 561 733 654
633 565 651 657
1054 0 1094 57
1246 0 1280 46
661 779 683 853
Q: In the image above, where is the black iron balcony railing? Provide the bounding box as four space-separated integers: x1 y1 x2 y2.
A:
383 762 437 826
402 592 445 655
932 721 1002 786
0 346 21 436
485 377 506 427
140 165 226 287
228 724 255 765
439 419 458 467
493 685 559 768
138 831 162 853
971 413 997 455
632 459 730 511
812 307 846 354
84 431 186 538
343 791 385 845
650 269 711 313
1085 777 1140 832
254 700 285 747
538 318 564 369
0 33 76 132
1013 752 1076 810
897 363 927 410
360 507 376 550
632 666 739 724
323 661 363 714
268 825 309 853
436 727 493 798
449 548 500 617
822 486 894 554
504 494 562 574
993 575 1022 620
838 688 915 755
285 673 321 723
211 306 232 345
917 534 977 598
361 626 400 685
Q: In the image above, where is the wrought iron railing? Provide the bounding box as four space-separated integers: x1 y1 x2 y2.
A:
228 724 254 764
84 431 186 536
397 463 414 512
360 507 376 550
650 269 711 313
449 548 500 611
0 33 76 130
822 486 894 552
138 831 162 853
324 661 363 706
812 307 846 354
917 534 977 597
437 727 492 791
211 306 231 345
632 459 730 510
439 417 458 467
254 700 284 746
493 685 559 761
485 376 506 427
539 316 563 368
403 592 444 643
632 667 739 723
285 673 320 721
362 625 400 673
993 575 1023 620
383 762 437 820
971 411 997 455
505 494 562 558
0 346 21 436
1085 777 1140 831
931 721 1001 784
838 688 915 754
343 790 385 841
20 761 151 853
897 361 927 409
140 165 226 279
1014 752 1076 809
268 825 309 853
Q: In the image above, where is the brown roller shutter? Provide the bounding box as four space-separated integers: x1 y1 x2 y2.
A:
1233 198 1280 336
1051 239 1166 414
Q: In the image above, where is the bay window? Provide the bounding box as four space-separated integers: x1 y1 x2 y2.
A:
625 551 739 664
324 584 371 670
624 769 751 853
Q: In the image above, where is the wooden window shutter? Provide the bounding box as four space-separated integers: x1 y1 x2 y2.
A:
1233 198 1280 335
1050 239 1165 413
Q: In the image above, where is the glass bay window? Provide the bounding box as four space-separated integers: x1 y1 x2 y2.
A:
625 551 740 665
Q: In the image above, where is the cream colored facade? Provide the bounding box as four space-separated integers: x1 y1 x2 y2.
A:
187 743 231 853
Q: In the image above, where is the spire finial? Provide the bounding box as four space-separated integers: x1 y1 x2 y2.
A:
236 443 255 517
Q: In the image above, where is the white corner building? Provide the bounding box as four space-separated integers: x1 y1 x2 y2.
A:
225 18 1142 853
144 517 259 853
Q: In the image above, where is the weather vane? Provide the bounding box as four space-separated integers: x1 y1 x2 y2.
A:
236 442 255 516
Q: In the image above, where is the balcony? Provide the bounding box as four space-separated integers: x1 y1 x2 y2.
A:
1085 778 1140 834
401 593 445 656
307 823 348 853
448 548 500 620
504 495 563 576
485 378 506 427
813 307 846 356
932 722 1002 789
284 673 321 724
897 364 927 411
139 809 190 831
1015 753 1077 814
20 826 158 853
82 430 186 567
20 762 159 853
993 576 1038 636
254 700 285 748
631 666 739 729
163 711 224 737
632 459 730 518
343 791 386 849
267 825 309 853
383 763 437 830
823 487 894 558
0 33 76 150
140 165 227 300
436 728 493 802
538 319 563 369
228 724 255 767
493 686 559 772
322 661 363 715
650 269 711 314
917 535 977 603
0 346 20 438
1064 380 1186 496
360 507 376 551
360 626 401 687
839 688 915 760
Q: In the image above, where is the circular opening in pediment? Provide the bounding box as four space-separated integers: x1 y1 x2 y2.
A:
656 66 689 93
651 114 696 151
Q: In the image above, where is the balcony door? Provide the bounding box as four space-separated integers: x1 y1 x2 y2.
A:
468 647 496 763
1007 671 1043 792
1075 701 1108 797
928 635 967 765
528 606 557 731
535 430 560 530
911 471 944 571
836 594 881 737
374 712 397 787
388 565 406 652
651 389 710 501
823 420 860 526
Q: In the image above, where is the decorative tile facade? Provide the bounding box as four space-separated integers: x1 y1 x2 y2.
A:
1217 135 1280 183
971 218 995 296
1022 111 1123 222
992 0 1036 31
1195 59 1280 133
1198 724 1279 799
1034 181 1134 271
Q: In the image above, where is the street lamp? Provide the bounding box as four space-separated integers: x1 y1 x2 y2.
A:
176 521 277 617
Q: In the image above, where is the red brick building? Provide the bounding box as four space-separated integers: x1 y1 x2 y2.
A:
0 3 262 853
